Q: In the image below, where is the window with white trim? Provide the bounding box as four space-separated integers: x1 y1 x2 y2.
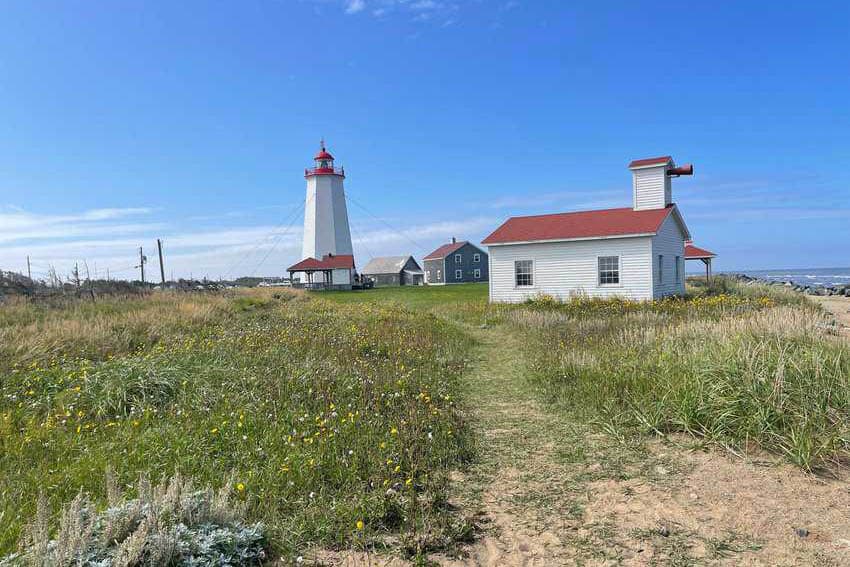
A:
455 254 462 263
474 268 481 279
598 256 620 285
473 253 481 263
675 255 681 283
455 269 462 280
515 260 533 287
437 269 441 281
658 255 664 283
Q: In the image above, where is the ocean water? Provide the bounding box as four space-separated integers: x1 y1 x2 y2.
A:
729 268 850 288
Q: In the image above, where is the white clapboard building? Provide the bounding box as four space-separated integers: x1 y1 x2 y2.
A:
483 156 704 302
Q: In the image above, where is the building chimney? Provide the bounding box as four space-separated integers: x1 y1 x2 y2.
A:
451 237 456 244
628 156 691 211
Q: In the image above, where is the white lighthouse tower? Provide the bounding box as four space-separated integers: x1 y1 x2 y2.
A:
301 140 353 260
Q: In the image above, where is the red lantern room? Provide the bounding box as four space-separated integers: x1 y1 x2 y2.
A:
305 139 345 178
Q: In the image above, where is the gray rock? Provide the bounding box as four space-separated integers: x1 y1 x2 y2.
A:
795 528 809 538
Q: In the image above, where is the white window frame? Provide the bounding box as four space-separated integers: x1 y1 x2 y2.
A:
437 269 441 281
454 253 462 264
454 269 462 280
514 260 534 288
473 253 481 263
474 268 481 279
658 254 664 283
597 255 620 286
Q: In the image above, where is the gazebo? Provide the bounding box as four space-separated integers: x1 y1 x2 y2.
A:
684 241 717 282
287 254 355 291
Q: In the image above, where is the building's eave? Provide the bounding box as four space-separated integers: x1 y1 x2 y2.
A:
484 232 657 247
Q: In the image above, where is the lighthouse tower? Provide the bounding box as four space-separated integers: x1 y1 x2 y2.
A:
301 140 353 260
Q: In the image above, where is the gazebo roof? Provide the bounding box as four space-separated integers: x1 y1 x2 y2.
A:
288 254 354 272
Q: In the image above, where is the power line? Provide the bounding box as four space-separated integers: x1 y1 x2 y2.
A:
222 195 309 280
344 191 427 252
248 200 307 277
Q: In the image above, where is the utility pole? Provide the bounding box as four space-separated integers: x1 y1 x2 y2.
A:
72 263 81 288
157 239 166 285
137 247 147 284
26 256 32 280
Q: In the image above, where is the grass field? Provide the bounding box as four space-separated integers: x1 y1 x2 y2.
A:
0 291 475 562
2 279 849 564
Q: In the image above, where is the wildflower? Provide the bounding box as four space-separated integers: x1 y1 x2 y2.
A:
356 520 364 530
211 427 219 434
236 482 246 493
390 427 398 435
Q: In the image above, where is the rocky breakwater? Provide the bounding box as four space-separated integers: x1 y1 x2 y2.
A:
730 273 850 297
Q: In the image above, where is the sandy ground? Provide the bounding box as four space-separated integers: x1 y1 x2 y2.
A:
813 295 850 334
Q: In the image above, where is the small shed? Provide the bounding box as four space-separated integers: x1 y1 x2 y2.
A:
361 256 424 286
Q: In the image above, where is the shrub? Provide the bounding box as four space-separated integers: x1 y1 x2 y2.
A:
0 472 267 566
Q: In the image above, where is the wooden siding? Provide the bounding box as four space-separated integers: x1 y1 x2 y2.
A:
488 236 653 303
650 213 686 298
633 167 668 210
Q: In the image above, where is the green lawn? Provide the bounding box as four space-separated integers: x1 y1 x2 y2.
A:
324 282 489 310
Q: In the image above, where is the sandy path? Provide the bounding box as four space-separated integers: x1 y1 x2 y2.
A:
314 314 850 566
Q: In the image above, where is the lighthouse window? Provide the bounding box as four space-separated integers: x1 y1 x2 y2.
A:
515 260 533 287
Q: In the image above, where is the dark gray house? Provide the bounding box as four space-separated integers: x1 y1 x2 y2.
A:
423 239 488 285
361 256 424 286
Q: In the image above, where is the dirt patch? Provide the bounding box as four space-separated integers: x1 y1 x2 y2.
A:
584 442 850 565
813 295 850 335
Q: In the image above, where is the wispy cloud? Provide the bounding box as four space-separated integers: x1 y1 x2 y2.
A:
338 0 459 25
345 0 365 14
0 204 499 281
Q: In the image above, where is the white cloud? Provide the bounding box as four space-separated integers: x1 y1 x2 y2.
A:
335 0 458 25
0 204 499 281
345 0 366 14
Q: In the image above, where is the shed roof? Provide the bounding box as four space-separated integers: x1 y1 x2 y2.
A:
361 256 417 275
685 243 716 259
628 156 672 168
482 206 678 245
424 241 468 260
288 254 354 272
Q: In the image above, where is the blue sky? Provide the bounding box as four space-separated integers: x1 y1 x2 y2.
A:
1 1 848 280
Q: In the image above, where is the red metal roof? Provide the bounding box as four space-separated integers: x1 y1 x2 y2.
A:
314 149 334 161
288 254 354 271
628 156 672 168
685 243 716 259
482 207 674 245
424 241 468 260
